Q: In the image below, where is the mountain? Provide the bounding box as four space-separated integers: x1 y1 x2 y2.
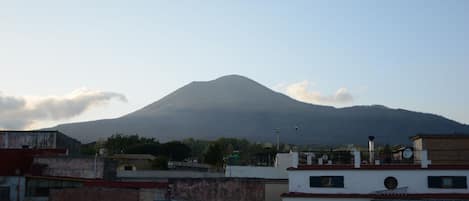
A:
51 75 469 145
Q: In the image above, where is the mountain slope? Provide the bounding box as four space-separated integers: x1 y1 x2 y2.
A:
51 75 469 145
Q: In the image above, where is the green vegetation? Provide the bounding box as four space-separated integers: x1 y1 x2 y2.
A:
82 134 285 167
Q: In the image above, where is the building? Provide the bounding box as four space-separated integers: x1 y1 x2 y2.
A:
32 156 117 180
281 137 469 201
0 149 67 201
0 130 81 155
109 154 156 171
411 134 469 164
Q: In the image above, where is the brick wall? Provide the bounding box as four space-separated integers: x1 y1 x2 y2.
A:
423 138 469 164
170 178 265 201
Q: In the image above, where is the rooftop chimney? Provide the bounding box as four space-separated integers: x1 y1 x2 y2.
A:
368 136 375 164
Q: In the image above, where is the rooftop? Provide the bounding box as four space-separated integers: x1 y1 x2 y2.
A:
287 164 469 170
410 133 469 140
282 192 469 199
110 154 156 160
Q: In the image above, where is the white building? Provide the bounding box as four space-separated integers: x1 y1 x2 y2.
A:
282 150 469 201
225 151 298 179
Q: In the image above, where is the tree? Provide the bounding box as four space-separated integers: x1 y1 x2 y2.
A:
204 143 224 167
105 134 157 154
161 141 191 161
152 156 169 170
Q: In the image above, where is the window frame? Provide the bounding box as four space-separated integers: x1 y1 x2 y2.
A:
428 176 467 189
310 176 344 188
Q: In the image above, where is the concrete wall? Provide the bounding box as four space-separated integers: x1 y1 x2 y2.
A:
265 181 289 201
275 153 296 170
49 187 139 201
0 176 25 201
0 131 81 155
117 170 224 181
138 189 166 201
34 157 105 179
288 169 469 194
225 166 287 179
0 132 56 149
171 178 265 201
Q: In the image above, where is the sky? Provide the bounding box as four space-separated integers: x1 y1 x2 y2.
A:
1 0 469 129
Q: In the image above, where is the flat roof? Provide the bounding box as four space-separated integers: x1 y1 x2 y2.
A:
282 192 469 199
110 154 156 160
410 133 469 141
287 164 469 170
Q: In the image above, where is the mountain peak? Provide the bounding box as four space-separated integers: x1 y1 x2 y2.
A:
52 75 469 144
214 74 252 81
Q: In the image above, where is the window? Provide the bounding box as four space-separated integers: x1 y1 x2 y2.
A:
428 176 467 189
124 165 134 171
310 176 344 188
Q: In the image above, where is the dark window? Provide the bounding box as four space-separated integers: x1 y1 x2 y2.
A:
310 176 344 188
428 176 467 189
124 165 133 171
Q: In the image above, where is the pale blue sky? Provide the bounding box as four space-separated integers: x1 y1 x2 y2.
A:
1 0 468 128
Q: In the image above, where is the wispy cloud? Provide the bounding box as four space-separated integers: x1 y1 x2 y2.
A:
0 88 127 129
275 81 354 106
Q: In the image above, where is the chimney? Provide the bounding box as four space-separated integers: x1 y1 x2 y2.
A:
368 136 375 164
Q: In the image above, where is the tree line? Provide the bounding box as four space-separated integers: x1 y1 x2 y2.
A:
81 134 280 169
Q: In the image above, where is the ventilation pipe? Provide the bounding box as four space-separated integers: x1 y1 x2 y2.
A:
368 136 375 164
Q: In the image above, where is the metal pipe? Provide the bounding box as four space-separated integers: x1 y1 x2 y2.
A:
368 136 375 164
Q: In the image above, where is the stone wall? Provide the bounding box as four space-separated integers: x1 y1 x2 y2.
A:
170 178 265 201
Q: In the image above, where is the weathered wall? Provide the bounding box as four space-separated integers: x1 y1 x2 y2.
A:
34 157 105 179
265 181 289 201
0 131 56 149
170 178 265 201
139 188 167 201
225 166 287 179
117 170 224 181
49 187 139 201
0 131 81 155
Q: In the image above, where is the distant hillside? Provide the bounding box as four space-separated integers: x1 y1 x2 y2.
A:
51 75 469 145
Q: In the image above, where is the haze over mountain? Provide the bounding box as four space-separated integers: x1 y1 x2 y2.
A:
51 75 469 145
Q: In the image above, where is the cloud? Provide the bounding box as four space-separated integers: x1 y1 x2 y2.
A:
0 88 127 129
279 81 354 106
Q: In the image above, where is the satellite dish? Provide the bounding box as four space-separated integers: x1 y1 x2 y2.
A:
402 148 413 159
321 154 328 161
